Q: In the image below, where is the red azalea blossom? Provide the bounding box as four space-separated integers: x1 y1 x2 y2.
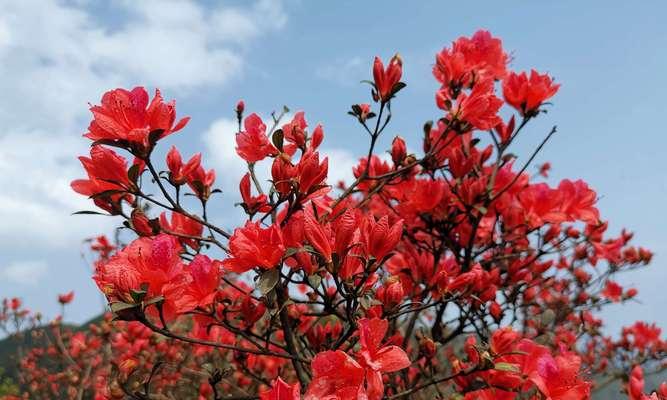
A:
58 291 74 305
84 87 189 154
373 54 403 102
357 318 411 400
159 211 204 250
259 377 300 400
434 30 508 88
305 350 366 400
223 221 285 273
503 69 560 116
237 113 276 162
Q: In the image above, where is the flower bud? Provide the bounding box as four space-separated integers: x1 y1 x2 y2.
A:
391 136 407 167
130 209 155 237
58 291 74 305
419 337 437 358
489 301 503 322
384 277 404 308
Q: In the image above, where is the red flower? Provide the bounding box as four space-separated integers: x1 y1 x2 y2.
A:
557 179 599 224
93 234 186 317
305 350 366 400
623 321 662 351
390 136 407 166
130 208 155 236
282 112 308 148
159 211 203 250
357 318 411 400
186 161 216 201
373 54 403 102
271 156 297 196
502 69 560 116
303 213 333 263
434 30 507 88
518 341 591 400
296 150 328 197
494 115 515 144
238 295 267 329
361 215 403 261
71 145 138 213
166 146 201 185
239 173 270 214
539 162 552 178
84 87 189 154
378 277 404 309
628 365 645 400
57 291 74 305
236 113 275 162
601 280 623 302
441 79 502 131
259 377 300 400
222 221 285 273
173 255 221 313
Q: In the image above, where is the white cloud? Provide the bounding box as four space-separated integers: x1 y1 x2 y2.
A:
203 118 253 190
0 0 288 249
325 148 358 187
316 56 366 86
1 260 48 286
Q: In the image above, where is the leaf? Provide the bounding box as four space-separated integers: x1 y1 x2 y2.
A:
541 309 555 325
475 206 488 215
359 295 372 310
89 189 125 199
144 296 165 307
72 210 108 216
130 289 147 303
110 301 138 313
391 81 407 96
272 129 284 151
494 362 520 373
307 274 322 289
148 129 165 146
257 268 280 295
283 247 300 258
127 164 141 184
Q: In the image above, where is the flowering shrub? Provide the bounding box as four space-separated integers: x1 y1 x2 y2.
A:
2 30 666 399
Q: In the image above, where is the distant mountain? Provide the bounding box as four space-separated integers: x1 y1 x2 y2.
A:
0 314 104 381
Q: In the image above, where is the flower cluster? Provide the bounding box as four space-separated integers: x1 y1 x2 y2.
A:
5 30 664 399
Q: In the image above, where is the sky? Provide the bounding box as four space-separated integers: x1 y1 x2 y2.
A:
0 0 665 335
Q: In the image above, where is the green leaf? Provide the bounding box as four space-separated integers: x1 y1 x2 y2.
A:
359 295 372 310
257 268 280 295
307 274 322 289
130 289 147 303
110 301 138 313
144 296 165 307
494 362 520 373
283 247 301 258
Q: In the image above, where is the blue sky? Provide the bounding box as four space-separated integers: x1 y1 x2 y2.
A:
0 0 664 335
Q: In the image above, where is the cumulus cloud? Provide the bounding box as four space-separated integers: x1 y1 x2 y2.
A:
1 260 48 286
0 0 287 249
